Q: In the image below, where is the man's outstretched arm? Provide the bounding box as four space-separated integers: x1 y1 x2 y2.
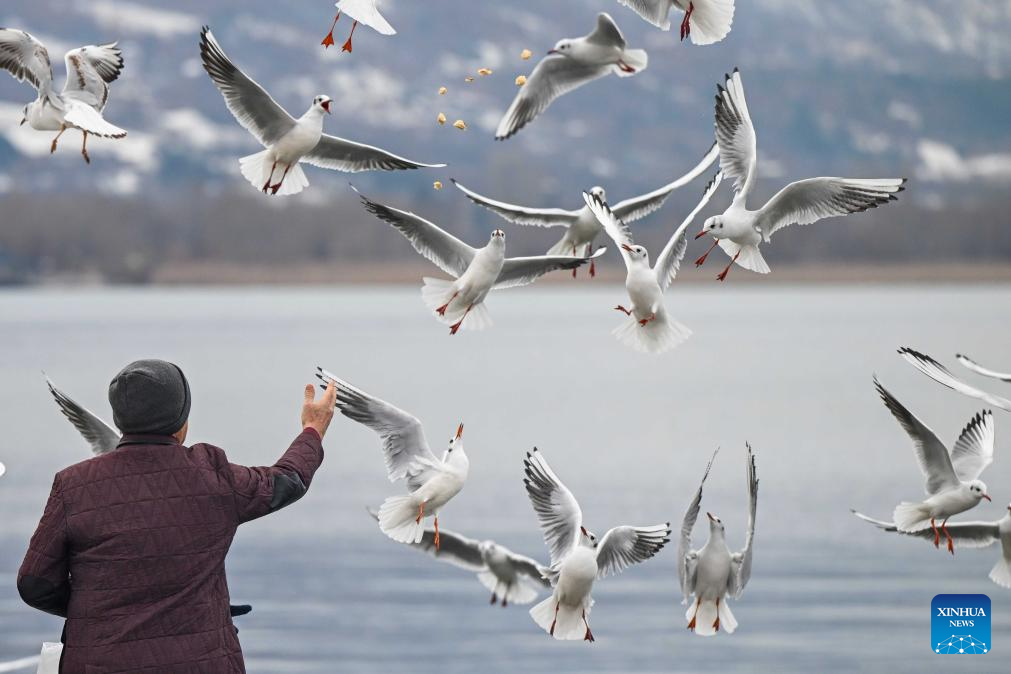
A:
18 475 71 617
228 382 338 523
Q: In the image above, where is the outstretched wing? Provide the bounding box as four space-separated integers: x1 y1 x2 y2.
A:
611 143 720 223
62 43 123 109
851 510 999 550
950 411 994 482
729 443 759 599
46 375 120 455
199 26 295 147
353 185 476 278
0 29 52 93
303 135 444 173
587 12 628 48
899 347 1011 413
755 178 905 242
318 368 440 488
714 68 757 201
595 523 671 579
582 191 636 268
874 376 960 496
451 179 580 228
678 449 717 604
616 0 676 30
366 507 486 571
654 171 723 292
957 353 1011 383
523 448 583 567
505 551 553 589
494 248 606 290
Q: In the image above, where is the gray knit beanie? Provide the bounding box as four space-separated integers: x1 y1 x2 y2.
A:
108 359 191 436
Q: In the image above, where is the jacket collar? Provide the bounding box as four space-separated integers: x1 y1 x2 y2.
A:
117 433 182 448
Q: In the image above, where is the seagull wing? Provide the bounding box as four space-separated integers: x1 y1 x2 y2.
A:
302 135 444 173
653 171 723 292
353 186 476 278
586 12 628 49
714 68 757 201
0 29 52 93
495 55 611 140
874 376 960 496
365 507 485 570
199 26 295 147
523 448 583 567
730 443 759 599
957 354 1011 383
451 179 580 228
583 191 636 268
595 523 671 579
494 248 606 290
755 178 905 242
616 0 676 30
46 375 120 455
851 510 999 550
319 369 440 488
950 411 995 482
678 449 717 603
62 43 123 109
505 551 553 588
611 143 720 223
899 347 1011 413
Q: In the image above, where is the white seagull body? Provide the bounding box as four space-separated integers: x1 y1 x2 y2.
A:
678 445 758 636
366 508 550 606
695 69 905 280
0 29 126 162
495 13 648 140
874 376 994 553
353 186 605 334
584 172 723 353
200 27 441 196
319 369 467 548
322 1 396 52
899 347 1011 413
523 448 670 641
617 0 735 44
853 507 1011 589
451 143 719 277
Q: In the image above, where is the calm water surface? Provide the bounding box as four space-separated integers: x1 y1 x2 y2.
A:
1 285 1009 672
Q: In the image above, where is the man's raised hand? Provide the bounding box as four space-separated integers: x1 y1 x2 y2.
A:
301 380 337 438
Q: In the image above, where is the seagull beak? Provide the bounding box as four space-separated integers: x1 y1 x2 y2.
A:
694 230 707 240
547 49 559 55
456 423 464 439
983 493 992 502
19 117 26 126
580 526 588 536
706 512 716 522
620 243 633 252
322 100 332 114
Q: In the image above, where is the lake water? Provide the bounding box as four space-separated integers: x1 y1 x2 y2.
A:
1 285 1009 672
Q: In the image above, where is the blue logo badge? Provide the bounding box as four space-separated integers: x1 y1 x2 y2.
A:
932 594 990 654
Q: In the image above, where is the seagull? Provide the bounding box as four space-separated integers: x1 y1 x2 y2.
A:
365 507 550 606
451 143 719 279
873 376 994 554
852 507 1011 589
523 448 670 641
694 69 905 281
319 368 467 549
0 29 126 163
199 27 442 196
899 347 1011 413
322 0 396 52
353 185 605 334
583 171 723 353
495 13 647 140
958 354 1011 383
616 0 735 44
678 445 758 636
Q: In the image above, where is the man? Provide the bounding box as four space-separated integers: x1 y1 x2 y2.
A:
18 360 337 673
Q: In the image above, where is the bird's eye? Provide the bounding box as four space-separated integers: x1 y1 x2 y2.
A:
719 223 723 229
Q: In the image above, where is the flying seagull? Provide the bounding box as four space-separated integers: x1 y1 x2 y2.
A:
0 29 126 162
873 376 994 554
524 448 670 641
694 69 905 280
616 0 735 44
322 0 396 51
451 143 718 278
353 185 605 334
852 508 1011 589
495 13 647 140
199 27 442 196
319 368 467 549
899 347 1011 413
678 445 758 636
366 507 550 606
583 171 723 353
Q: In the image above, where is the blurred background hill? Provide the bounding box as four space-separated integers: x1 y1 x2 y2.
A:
0 0 1009 284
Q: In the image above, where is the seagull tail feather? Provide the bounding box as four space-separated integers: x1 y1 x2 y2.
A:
892 502 931 533
989 558 1011 589
376 495 424 544
613 311 690 355
238 151 309 197
529 595 587 640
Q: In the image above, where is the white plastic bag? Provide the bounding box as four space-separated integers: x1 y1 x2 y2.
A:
35 643 61 674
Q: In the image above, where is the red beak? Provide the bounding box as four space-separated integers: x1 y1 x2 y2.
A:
983 493 992 502
694 230 707 240
322 100 332 114
547 49 559 55
456 423 464 439
706 512 716 522
621 243 633 252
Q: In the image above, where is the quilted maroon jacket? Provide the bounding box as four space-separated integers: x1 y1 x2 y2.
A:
18 428 324 674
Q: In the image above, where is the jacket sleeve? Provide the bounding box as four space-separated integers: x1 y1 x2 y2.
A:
226 428 325 524
18 474 71 617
